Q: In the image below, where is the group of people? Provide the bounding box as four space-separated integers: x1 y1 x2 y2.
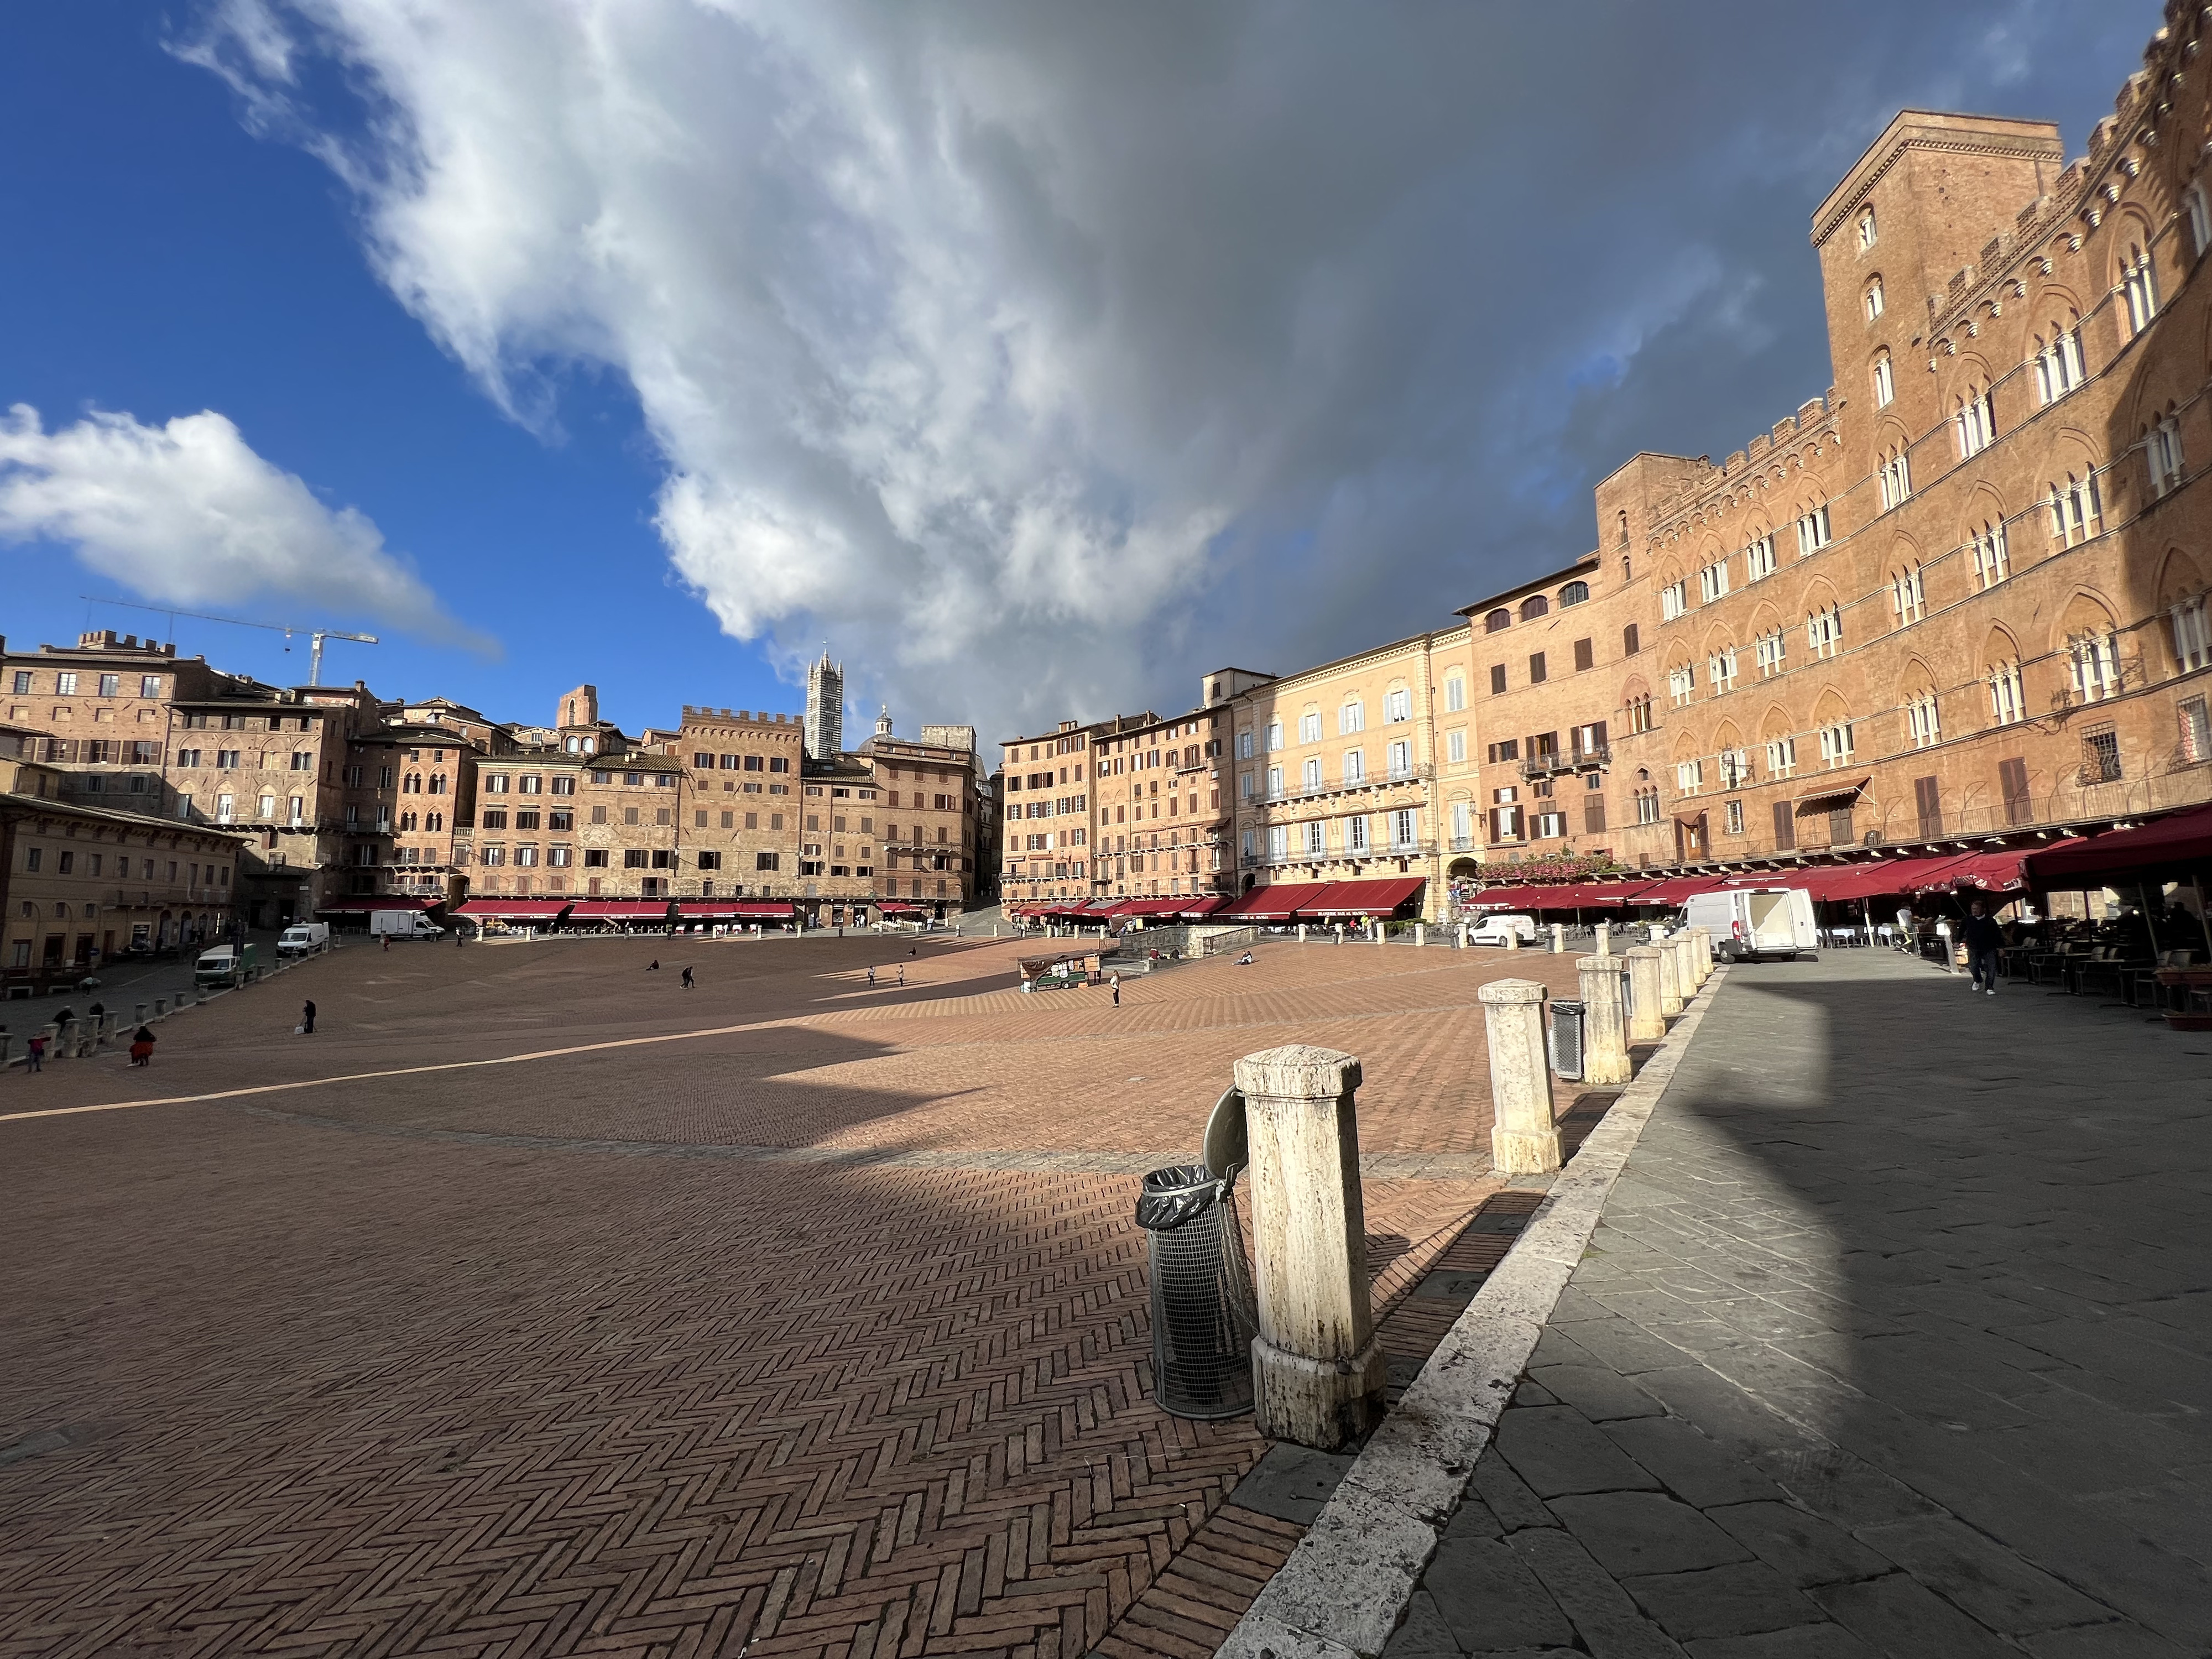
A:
20 1007 159 1072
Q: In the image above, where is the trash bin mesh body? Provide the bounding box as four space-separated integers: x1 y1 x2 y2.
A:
1549 998 1585 1081
1137 1164 1258 1420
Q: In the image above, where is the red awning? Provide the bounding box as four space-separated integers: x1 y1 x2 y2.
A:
2025 802 2212 889
678 900 796 919
567 900 674 920
1295 876 1427 917
1217 881 1330 921
316 895 437 913
1916 842 2083 894
876 902 926 916
1463 881 1656 910
1632 874 1731 906
1176 894 1230 919
456 899 571 919
1121 898 1190 916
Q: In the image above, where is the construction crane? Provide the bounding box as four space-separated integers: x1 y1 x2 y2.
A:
79 598 379 687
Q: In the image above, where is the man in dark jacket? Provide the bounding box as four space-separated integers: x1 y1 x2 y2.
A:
1962 901 2005 995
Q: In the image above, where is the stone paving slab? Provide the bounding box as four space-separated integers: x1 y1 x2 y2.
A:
1390 950 2211 1659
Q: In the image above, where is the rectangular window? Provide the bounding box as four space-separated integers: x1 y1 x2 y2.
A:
1387 739 1412 779
1299 711 1322 744
1877 448 1911 510
1384 688 1411 722
1668 664 1694 707
1528 652 1547 684
2071 633 2119 703
11 671 30 693
1660 581 1686 620
1583 796 1606 833
1342 749 1364 785
1907 694 1941 749
1913 775 1943 838
2082 723 2122 783
1676 758 1703 795
1818 722 1854 767
1807 607 1843 660
1892 566 1925 626
1955 389 1995 458
1755 628 1786 677
1744 536 1776 581
1771 800 1795 851
1390 808 1417 847
2147 418 2185 499
756 851 780 871
1708 648 1738 694
1347 814 1369 852
1622 622 1640 657
1266 764 1282 796
2177 698 2209 765
1999 757 2031 825
1765 737 1796 779
1633 790 1660 826
583 849 610 868
56 672 78 694
1717 748 1749 789
1302 757 1322 791
1698 560 1729 603
1989 664 2026 727
2035 328 2085 404
97 673 120 697
1447 729 1467 764
1443 678 1464 713
1572 638 1593 672
1489 664 1507 695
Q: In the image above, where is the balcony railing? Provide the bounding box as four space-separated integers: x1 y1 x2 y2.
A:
1518 744 1609 781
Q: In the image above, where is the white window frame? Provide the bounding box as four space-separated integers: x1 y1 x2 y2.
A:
1390 807 1417 848
2049 471 2101 546
1877 447 1912 511
1989 664 2026 727
1865 278 1884 320
1676 758 1704 795
2070 633 2119 703
1744 535 1776 582
2122 245 2159 335
1446 728 1467 764
1443 677 1464 713
1667 664 1694 707
1305 819 1326 855
1891 566 1925 627
1337 700 1365 735
1906 694 1940 749
1266 764 1283 797
2147 417 2184 499
1954 388 1994 458
1698 560 1730 604
1661 580 1687 620
2189 185 2212 258
1343 748 1365 785
1971 523 2010 591
1347 813 1369 852
1765 737 1797 779
1708 647 1738 694
1872 354 1895 408
1384 688 1412 723
1302 757 1323 792
1818 722 1855 768
1755 628 1786 678
1267 825 1288 859
1717 748 1749 790
1795 505 1830 556
1265 721 1284 752
2034 325 2084 405
1299 711 1323 745
1387 739 1413 780
1808 606 1843 660
1857 208 1877 249
2173 596 2210 672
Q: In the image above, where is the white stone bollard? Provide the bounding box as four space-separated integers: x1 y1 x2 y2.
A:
1502 925 1519 952
1550 922 1565 954
1235 1044 1388 1451
1595 921 1611 956
1298 923 1308 944
1479 979 1559 1175
1577 956 1632 1086
1624 946 1667 1041
1415 922 1426 948
1688 927 1713 986
1458 921 1469 950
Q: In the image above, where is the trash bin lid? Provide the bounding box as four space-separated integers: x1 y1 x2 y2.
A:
1202 1087 1247 1186
1135 1163 1220 1230
1551 999 1585 1014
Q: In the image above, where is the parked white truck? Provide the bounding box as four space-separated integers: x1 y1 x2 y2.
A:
369 910 445 941
277 921 330 957
1465 912 1540 946
1683 887 1818 962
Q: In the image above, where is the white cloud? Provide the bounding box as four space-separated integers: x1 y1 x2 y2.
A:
174 0 2159 736
0 404 492 654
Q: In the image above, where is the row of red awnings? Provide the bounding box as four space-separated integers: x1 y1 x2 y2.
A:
1013 878 1427 924
452 898 800 921
1464 845 2083 912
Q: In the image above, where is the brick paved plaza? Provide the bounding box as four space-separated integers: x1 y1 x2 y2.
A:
0 932 1579 1658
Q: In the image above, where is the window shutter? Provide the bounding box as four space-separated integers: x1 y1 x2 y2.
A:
1583 797 1606 833
1913 776 1942 838
1999 757 2030 825
1623 623 1640 656
1573 638 1594 672
1593 721 1608 747
1771 801 1795 851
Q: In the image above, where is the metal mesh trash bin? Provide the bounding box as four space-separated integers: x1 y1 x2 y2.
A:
1548 998 1585 1081
1135 1163 1259 1419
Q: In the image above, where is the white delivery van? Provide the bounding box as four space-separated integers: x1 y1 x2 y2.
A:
1683 887 1817 962
369 910 445 941
1465 913 1540 946
278 921 330 957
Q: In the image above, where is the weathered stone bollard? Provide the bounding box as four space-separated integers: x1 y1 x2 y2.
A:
1297 923 1308 944
1235 1044 1387 1451
1414 922 1426 948
1577 956 1632 1086
1457 921 1469 950
1479 979 1559 1176
1673 932 1700 998
1655 936 1683 1017
1595 921 1611 956
154 998 168 1017
1550 923 1565 954
1501 926 1519 951
135 1001 148 1026
1692 926 1714 983
1624 946 1666 1041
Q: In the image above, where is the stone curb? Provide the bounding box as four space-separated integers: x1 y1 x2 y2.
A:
1216 965 1730 1659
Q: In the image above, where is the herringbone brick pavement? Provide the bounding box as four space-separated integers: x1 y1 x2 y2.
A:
1 936 1583 1657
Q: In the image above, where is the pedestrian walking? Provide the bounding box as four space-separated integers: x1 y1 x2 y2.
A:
300 999 317 1035
1110 974 1120 1008
1963 900 2004 995
383 932 391 952
681 966 695 989
867 965 877 988
130 1026 155 1067
897 964 905 987
25 1032 45 1072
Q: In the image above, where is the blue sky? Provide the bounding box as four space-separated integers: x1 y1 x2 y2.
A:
0 1 2165 744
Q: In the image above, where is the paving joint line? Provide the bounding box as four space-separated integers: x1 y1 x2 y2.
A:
1216 965 1731 1659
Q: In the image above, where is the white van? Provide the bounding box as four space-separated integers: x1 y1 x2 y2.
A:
1684 887 1817 962
1465 913 1540 946
278 921 330 957
369 910 445 941
194 945 242 987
